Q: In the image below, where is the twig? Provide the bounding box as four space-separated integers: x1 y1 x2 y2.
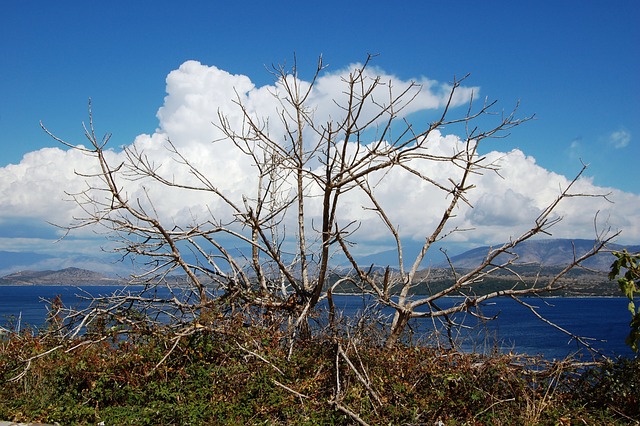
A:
513 296 605 357
474 397 516 419
330 400 370 426
9 359 31 382
272 379 309 400
607 406 640 424
337 343 382 406
150 335 182 374
65 335 109 352
10 344 64 382
238 343 284 375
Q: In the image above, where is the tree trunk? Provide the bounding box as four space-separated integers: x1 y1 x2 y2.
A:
385 311 410 348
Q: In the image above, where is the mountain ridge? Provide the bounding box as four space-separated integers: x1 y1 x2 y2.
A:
439 239 640 271
1 239 637 288
0 267 123 286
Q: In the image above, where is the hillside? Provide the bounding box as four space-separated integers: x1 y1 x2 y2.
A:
0 267 123 286
328 266 617 297
440 239 640 271
1 239 636 296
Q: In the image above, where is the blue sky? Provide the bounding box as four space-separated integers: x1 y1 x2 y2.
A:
0 0 638 273
2 1 637 190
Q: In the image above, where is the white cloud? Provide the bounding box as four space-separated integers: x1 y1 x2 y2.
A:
608 128 631 148
454 149 635 245
0 147 98 226
310 63 477 125
0 61 638 266
468 189 540 227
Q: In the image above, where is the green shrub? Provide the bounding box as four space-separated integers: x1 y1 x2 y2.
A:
1 324 637 425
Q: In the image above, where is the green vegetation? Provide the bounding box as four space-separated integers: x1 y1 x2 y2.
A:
610 250 640 352
1 318 638 425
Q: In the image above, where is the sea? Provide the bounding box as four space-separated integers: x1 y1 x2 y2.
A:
0 285 636 360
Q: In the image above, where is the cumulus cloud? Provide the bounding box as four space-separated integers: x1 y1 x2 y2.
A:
468 189 540 227
608 128 631 148
0 147 98 225
0 61 638 266
455 149 635 245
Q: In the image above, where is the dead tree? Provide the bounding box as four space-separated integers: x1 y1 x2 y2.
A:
42 55 616 346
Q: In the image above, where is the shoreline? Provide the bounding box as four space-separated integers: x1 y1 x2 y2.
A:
0 285 627 299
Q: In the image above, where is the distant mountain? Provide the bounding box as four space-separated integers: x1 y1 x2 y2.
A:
342 240 458 269
2 239 638 289
0 267 124 286
440 239 640 271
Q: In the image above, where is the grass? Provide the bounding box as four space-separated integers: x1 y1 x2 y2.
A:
0 318 638 425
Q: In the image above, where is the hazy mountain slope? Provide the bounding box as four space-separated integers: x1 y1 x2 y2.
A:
441 239 640 271
0 267 123 286
2 239 638 286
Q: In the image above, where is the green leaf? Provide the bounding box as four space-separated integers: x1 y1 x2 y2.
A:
609 258 622 280
626 313 640 352
610 250 640 352
618 278 636 300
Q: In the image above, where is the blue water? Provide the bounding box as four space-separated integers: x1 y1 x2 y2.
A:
329 294 637 360
0 286 636 360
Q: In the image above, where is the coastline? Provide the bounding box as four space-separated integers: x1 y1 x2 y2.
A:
0 285 625 298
